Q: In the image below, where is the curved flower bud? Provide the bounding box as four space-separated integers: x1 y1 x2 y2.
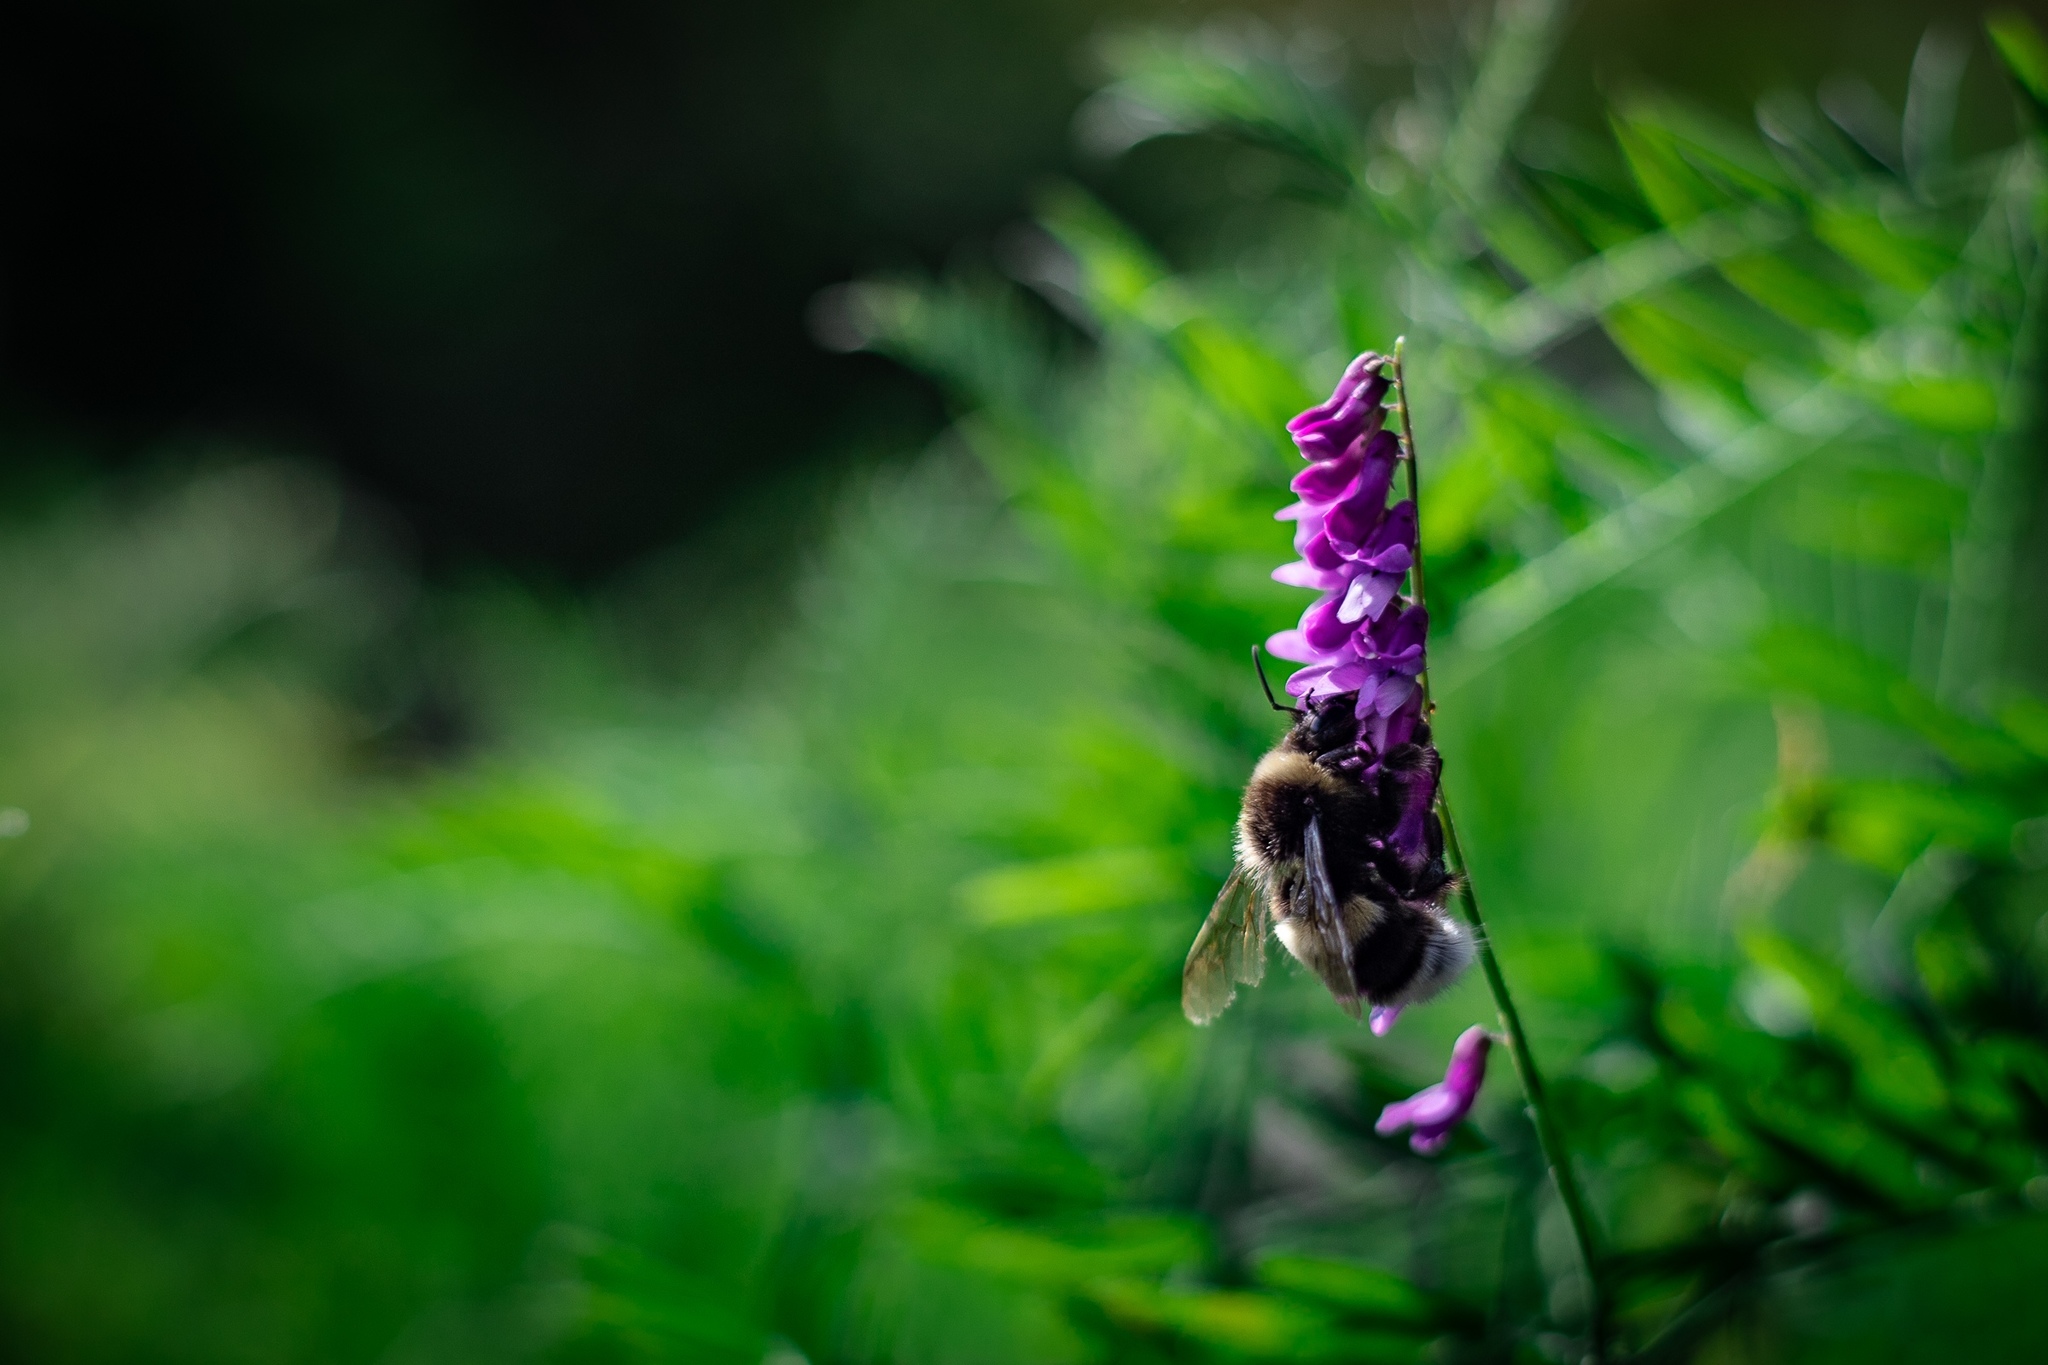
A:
1376 1025 1492 1155
1287 352 1390 462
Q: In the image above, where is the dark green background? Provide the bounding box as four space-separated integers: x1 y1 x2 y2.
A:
0 0 2013 572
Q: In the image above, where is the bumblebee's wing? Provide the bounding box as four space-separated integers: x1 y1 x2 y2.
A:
1300 814 1363 1018
1182 864 1268 1024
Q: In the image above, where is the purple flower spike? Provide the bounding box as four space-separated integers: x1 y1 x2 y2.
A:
1268 352 1441 863
1376 1026 1493 1155
1253 353 1477 1046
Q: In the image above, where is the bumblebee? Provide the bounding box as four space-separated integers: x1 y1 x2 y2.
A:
1183 669 1472 1024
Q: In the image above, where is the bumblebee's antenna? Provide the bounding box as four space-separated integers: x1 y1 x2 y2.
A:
1252 645 1303 716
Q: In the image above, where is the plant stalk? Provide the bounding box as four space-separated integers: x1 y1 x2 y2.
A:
1437 797 1608 1358
1390 339 1608 1357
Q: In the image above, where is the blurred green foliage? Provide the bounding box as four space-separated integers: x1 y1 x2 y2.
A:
5 3 2048 1363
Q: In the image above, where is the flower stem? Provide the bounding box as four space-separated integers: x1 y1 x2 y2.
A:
1389 339 1608 1357
1437 798 1608 1357
1391 343 1427 615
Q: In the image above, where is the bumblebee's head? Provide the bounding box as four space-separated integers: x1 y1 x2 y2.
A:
1250 646 1360 758
1294 693 1360 757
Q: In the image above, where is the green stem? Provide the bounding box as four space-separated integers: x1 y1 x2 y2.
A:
1390 339 1607 1357
1391 343 1426 613
1438 796 1608 1358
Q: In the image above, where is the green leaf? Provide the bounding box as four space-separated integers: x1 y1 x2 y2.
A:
1815 778 2018 872
1811 194 1957 295
1770 462 1966 576
905 1204 1209 1287
1754 623 2038 777
1878 376 2002 434
1035 184 1172 319
1996 690 2048 759
1741 931 1951 1126
1088 1279 1428 1363
1252 1255 1438 1326
1090 29 1360 182
956 848 1188 924
1989 10 2048 111
1611 100 1793 225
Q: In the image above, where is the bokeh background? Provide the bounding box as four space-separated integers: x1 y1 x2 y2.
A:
4 0 2048 1361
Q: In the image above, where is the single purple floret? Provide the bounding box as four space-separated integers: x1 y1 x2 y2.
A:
1375 1025 1493 1155
1286 353 1391 462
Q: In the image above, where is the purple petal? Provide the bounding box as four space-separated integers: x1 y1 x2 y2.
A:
1285 354 1374 432
1302 531 1347 572
1272 561 1346 591
1337 571 1400 625
1323 498 1383 553
1288 508 1326 555
1293 397 1382 465
1326 659 1374 692
1301 594 1352 652
1353 605 1428 678
1358 542 1413 576
1381 1085 1467 1129
1442 1025 1492 1101
1378 604 1429 656
1370 1005 1403 1035
1356 501 1418 573
1361 702 1421 751
1265 629 1320 664
1372 674 1418 717
1290 451 1364 504
1375 1026 1493 1156
1285 661 1340 699
1389 747 1441 866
